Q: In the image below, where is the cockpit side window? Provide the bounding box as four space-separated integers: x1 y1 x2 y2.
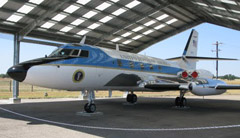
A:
80 50 89 57
71 50 80 56
49 48 89 58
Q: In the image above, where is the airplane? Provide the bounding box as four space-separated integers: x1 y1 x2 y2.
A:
7 29 240 113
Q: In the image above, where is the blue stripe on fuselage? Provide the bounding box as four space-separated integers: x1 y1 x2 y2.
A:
48 44 183 75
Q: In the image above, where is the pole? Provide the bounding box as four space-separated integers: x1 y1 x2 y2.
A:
9 81 11 92
10 34 21 103
216 41 219 79
212 41 222 79
13 34 20 98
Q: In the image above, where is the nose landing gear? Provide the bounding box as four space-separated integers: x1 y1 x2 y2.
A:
84 103 96 113
84 90 96 113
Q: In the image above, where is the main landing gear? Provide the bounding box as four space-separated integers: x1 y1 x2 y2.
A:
175 90 187 107
84 90 96 113
126 92 137 103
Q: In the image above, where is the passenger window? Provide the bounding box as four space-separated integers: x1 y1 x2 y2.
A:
158 65 161 70
129 61 134 68
149 64 153 70
80 50 89 57
117 59 122 67
140 63 144 70
71 50 79 56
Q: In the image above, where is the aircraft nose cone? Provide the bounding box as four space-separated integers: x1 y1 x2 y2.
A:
7 65 27 82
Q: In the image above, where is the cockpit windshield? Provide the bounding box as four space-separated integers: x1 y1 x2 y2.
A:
48 48 89 58
48 48 61 57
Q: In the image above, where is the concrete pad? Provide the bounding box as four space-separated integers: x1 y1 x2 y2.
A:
76 111 104 117
1 97 240 138
8 98 21 104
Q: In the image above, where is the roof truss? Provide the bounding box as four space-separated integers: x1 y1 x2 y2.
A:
0 0 239 53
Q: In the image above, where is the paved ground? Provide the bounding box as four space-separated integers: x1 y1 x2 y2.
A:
1 96 240 138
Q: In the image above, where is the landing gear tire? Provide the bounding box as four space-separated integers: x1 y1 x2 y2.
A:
181 98 187 107
126 94 137 103
175 97 187 107
175 97 181 106
84 103 96 113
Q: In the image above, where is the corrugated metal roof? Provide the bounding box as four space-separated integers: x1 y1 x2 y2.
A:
0 0 239 53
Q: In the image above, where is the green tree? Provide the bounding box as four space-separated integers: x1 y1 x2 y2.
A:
0 74 9 78
220 74 240 80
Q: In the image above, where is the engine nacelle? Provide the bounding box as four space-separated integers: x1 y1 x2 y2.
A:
196 69 213 79
189 79 226 96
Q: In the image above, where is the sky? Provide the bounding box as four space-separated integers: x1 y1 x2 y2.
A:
0 23 240 76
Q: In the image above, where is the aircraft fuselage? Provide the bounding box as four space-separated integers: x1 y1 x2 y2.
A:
7 44 184 91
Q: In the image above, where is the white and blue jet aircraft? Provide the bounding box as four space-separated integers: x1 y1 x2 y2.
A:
7 30 240 113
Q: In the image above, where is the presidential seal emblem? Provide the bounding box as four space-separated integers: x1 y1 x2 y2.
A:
72 69 85 83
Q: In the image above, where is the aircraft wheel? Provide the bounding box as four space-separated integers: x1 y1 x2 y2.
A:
180 98 187 107
132 94 137 103
84 103 96 113
127 94 133 103
175 97 181 106
126 94 137 103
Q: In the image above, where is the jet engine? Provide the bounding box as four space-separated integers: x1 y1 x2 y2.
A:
178 69 213 79
188 79 226 96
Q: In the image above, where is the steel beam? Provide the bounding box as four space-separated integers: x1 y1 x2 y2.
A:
92 1 172 45
130 20 203 53
11 0 156 41
0 6 151 44
98 0 177 31
18 0 71 41
10 34 21 103
185 0 240 30
21 38 63 47
203 0 240 20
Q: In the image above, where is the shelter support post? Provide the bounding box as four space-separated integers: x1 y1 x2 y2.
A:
9 34 21 104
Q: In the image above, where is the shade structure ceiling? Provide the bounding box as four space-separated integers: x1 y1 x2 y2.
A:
0 0 239 53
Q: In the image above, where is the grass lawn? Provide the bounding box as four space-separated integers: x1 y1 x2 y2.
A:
0 78 240 99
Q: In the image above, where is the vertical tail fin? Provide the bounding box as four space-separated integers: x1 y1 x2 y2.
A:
166 29 199 69
168 30 236 70
182 29 199 70
183 29 198 57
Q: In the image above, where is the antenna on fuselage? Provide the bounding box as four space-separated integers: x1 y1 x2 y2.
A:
80 36 86 45
116 44 120 51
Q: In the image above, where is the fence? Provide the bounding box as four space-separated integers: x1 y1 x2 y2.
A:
0 78 59 92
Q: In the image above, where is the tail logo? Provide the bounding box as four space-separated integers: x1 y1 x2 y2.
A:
193 40 197 47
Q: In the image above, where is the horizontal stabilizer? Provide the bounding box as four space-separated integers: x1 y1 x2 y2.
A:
166 56 182 61
167 56 237 61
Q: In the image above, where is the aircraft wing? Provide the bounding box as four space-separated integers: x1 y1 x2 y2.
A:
144 83 189 90
137 74 189 91
215 85 240 89
144 83 180 90
144 82 240 92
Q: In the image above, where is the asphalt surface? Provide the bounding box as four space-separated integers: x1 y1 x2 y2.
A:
1 97 240 138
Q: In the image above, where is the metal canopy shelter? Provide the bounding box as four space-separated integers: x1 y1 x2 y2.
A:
1 0 240 102
0 0 239 53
